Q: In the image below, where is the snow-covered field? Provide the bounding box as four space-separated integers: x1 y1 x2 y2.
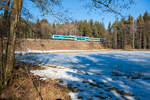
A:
16 51 150 100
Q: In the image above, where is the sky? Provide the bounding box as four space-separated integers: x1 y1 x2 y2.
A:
27 0 150 28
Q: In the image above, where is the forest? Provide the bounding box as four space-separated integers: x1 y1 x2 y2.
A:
1 11 150 49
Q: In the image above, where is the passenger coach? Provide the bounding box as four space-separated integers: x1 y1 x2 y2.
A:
51 34 106 42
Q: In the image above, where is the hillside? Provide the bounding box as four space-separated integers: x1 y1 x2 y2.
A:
16 39 104 51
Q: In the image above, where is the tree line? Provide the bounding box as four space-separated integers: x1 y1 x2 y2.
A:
106 11 150 49
0 18 106 39
2 11 150 50
1 11 150 50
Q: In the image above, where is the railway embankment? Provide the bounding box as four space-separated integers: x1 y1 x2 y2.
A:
16 39 104 51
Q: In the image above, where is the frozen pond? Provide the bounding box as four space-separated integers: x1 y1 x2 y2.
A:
17 51 150 100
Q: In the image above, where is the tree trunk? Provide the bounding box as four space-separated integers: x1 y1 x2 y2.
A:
0 32 3 89
123 28 126 49
0 0 11 90
132 32 135 49
4 0 23 85
4 0 11 20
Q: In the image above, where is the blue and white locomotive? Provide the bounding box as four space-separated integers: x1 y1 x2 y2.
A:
51 34 106 42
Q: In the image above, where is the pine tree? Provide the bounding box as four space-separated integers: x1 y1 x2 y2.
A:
107 22 112 48
88 19 94 37
112 20 119 49
136 15 144 49
127 15 135 49
143 11 150 49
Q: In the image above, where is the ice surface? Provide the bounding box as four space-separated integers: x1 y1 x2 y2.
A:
16 51 150 100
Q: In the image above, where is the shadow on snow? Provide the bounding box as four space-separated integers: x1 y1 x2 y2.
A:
16 52 150 100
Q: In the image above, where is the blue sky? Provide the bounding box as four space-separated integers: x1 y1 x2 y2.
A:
27 0 150 28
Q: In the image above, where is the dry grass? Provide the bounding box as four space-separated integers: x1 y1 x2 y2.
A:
15 39 104 51
0 65 71 100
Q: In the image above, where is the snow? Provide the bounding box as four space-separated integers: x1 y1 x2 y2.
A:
16 51 150 100
15 49 99 54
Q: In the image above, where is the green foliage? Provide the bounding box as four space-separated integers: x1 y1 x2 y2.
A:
77 20 106 38
40 19 48 23
137 15 144 24
143 11 150 22
128 15 134 24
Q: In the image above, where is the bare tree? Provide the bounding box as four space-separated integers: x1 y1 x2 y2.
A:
0 0 62 89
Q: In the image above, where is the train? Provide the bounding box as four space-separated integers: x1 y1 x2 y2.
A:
50 35 106 42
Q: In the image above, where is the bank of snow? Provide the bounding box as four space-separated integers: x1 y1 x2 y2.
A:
17 51 150 100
